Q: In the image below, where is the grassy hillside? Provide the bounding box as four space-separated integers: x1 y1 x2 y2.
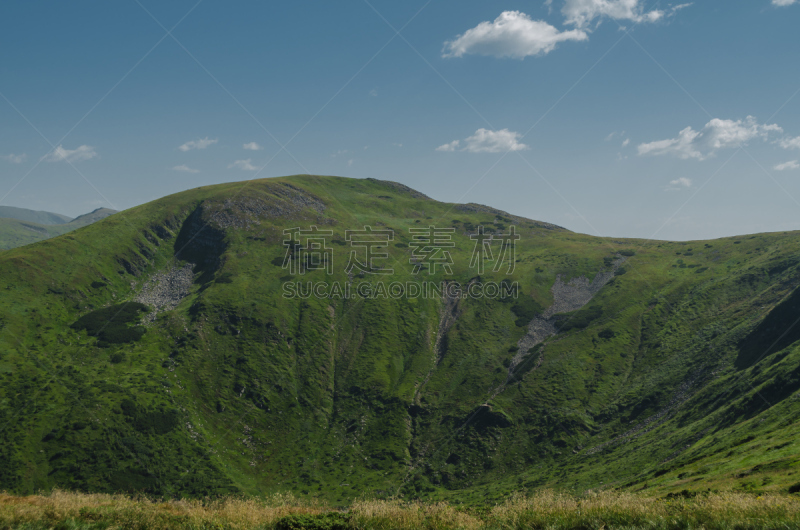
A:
0 175 799 503
0 208 117 249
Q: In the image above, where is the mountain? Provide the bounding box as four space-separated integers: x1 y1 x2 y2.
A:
0 206 72 226
0 175 799 503
0 207 118 250
69 208 118 226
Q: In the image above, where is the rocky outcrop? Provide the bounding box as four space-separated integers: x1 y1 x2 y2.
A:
206 184 326 231
174 184 327 270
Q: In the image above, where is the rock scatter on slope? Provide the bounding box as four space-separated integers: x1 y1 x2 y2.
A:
511 257 625 370
135 263 195 322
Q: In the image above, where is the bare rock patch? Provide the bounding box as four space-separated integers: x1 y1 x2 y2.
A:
511 257 625 371
134 263 195 322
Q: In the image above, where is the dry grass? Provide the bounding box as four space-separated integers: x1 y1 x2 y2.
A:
489 489 800 529
350 499 482 530
0 490 326 530
1 489 799 529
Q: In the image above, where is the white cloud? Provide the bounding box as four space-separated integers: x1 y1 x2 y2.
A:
437 128 529 153
705 117 781 149
774 160 800 171
369 89 378 97
442 11 588 59
622 138 630 147
638 126 703 159
562 0 688 28
179 137 218 151
638 116 782 160
772 0 798 6
436 140 460 152
670 177 692 187
347 159 354 167
1 153 26 163
243 142 263 151
228 159 259 171
172 164 200 174
779 136 800 150
464 129 529 152
43 145 98 163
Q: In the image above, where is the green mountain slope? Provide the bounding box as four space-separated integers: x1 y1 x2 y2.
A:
0 175 799 503
0 207 117 250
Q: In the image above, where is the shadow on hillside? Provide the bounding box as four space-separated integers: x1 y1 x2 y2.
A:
736 286 800 370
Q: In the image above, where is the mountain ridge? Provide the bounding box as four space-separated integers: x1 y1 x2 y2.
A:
0 205 72 226
0 175 799 503
0 206 118 250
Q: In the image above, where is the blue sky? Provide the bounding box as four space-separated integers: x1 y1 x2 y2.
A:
1 0 799 240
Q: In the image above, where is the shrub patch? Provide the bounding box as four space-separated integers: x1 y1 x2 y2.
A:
71 302 148 346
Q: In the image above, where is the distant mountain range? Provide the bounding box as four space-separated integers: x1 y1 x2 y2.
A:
0 206 117 249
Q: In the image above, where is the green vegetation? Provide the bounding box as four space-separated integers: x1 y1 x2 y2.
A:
555 304 603 332
510 298 544 327
276 512 350 530
1 175 800 506
71 302 148 345
597 328 615 339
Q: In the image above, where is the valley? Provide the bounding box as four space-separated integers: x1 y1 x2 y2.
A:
0 175 798 505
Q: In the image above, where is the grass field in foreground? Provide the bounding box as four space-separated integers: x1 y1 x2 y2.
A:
1 489 799 530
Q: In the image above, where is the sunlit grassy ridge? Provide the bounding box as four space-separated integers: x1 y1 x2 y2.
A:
1 175 800 503
1 490 799 529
